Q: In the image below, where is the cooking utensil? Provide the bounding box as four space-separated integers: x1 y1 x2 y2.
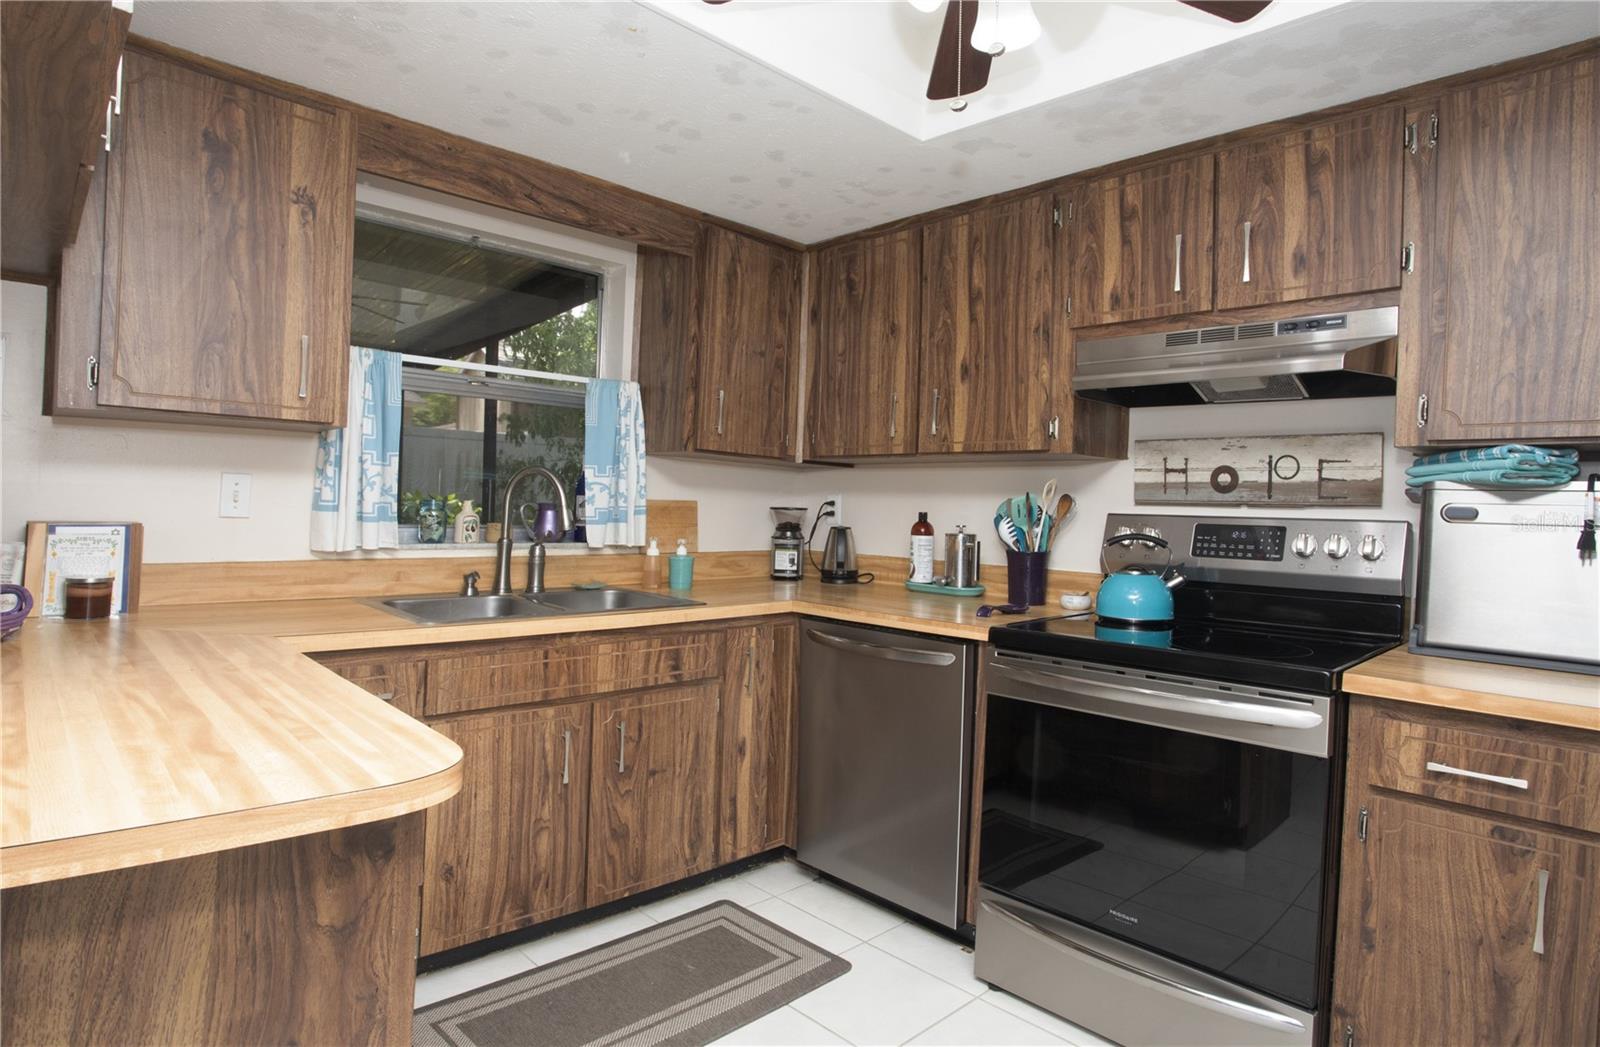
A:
976 603 1030 617
1032 480 1057 550
994 513 1023 553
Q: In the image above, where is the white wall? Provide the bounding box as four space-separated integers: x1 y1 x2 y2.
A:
787 397 1422 576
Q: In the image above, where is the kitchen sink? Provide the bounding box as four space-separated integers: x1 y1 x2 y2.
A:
376 594 561 625
530 588 702 614
373 588 701 625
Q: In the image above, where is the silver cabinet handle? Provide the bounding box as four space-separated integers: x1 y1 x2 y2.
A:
374 691 396 703
1425 760 1529 790
297 334 310 399
617 719 627 774
889 392 899 440
102 97 115 153
930 388 941 437
1173 233 1184 293
806 627 957 666
744 643 755 691
715 389 726 435
1241 221 1252 284
561 728 571 786
1533 868 1549 955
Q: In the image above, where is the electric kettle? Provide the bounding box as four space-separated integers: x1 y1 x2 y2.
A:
818 525 873 584
1096 532 1185 625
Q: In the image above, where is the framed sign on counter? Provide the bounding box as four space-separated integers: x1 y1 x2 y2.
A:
21 521 144 618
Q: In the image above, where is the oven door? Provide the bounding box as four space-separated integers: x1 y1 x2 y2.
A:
976 651 1337 1045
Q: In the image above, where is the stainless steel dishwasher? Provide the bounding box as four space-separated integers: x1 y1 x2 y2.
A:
797 617 975 929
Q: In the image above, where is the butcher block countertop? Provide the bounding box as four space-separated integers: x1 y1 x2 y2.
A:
1344 646 1600 733
7 573 1595 888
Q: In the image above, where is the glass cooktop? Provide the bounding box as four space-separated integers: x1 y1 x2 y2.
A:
989 614 1398 694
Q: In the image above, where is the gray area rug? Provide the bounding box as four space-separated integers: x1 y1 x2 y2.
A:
413 901 851 1047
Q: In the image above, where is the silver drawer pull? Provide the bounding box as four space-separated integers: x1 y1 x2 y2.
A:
374 691 396 703
1425 760 1529 790
617 719 627 774
562 728 571 786
1532 868 1549 955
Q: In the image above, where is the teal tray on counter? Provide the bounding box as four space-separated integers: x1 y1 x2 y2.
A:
904 580 985 598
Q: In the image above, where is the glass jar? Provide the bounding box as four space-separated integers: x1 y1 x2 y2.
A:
63 576 114 619
417 498 447 544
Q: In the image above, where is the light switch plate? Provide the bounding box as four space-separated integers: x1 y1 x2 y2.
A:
219 473 252 518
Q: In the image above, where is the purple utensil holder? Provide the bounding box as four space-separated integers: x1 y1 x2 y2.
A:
1005 549 1048 606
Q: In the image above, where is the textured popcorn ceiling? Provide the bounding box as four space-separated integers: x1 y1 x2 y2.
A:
131 1 1597 242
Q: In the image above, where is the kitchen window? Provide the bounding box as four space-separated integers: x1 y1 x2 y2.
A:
352 178 635 544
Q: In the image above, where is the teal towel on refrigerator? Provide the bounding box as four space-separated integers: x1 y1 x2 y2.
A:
1405 444 1580 488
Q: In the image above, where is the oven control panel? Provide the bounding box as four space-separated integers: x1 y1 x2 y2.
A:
1190 524 1285 561
1104 513 1411 595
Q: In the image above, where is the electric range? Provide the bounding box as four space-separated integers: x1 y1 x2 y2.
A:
976 512 1410 1047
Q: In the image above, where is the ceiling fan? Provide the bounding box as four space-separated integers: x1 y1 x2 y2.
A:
704 0 1273 111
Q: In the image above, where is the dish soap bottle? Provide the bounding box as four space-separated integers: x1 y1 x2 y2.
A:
668 538 694 591
453 500 481 544
909 512 935 584
642 537 662 590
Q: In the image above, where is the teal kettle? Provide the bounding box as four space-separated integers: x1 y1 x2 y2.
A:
1096 532 1186 626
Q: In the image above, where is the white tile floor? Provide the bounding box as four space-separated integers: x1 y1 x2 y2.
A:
415 857 1113 1047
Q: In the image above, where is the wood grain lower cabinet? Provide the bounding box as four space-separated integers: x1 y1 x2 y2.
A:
315 651 426 720
421 704 589 954
587 684 720 905
1333 698 1600 1046
719 620 798 862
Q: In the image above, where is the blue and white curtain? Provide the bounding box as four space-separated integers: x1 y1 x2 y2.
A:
311 348 402 552
582 379 648 548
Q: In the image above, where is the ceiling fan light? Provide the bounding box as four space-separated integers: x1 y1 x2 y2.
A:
969 0 1040 57
907 0 945 12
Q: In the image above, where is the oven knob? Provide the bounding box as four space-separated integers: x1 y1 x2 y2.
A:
1324 534 1351 560
1291 532 1318 558
1359 534 1386 561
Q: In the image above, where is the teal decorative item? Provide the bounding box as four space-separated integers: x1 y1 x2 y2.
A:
417 498 447 544
905 580 985 598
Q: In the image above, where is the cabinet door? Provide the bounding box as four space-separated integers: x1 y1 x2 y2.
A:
316 651 426 720
1407 54 1600 443
421 704 589 953
1332 793 1600 1046
1068 154 1213 327
807 229 920 457
97 51 354 425
588 683 720 905
695 227 801 459
636 246 698 456
1215 108 1404 310
719 620 798 862
919 193 1055 453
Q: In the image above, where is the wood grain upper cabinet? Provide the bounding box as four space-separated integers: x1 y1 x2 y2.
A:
919 193 1056 453
587 683 720 905
806 229 920 458
1333 698 1600 1046
95 50 355 426
1399 53 1600 446
695 227 802 459
1067 154 1213 327
636 247 698 456
1214 107 1405 310
719 620 798 862
421 703 589 954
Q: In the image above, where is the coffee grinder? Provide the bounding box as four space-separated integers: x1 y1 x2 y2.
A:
770 506 806 581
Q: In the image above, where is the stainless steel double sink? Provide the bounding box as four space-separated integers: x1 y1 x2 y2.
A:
372 588 702 625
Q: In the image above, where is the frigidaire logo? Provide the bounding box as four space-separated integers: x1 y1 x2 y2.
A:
1109 909 1139 925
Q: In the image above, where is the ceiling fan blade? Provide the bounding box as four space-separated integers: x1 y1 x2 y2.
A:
926 0 993 101
1178 0 1272 22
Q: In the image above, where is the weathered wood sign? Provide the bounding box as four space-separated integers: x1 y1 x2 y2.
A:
1133 433 1384 506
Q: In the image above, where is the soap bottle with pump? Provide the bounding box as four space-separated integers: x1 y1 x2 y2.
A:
642 537 662 590
909 511 935 584
668 538 695 591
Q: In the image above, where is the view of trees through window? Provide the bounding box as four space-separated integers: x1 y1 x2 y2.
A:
350 213 602 542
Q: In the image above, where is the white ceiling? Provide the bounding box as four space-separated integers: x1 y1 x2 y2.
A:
131 1 1597 243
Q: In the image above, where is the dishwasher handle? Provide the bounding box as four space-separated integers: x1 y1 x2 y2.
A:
806 627 957 667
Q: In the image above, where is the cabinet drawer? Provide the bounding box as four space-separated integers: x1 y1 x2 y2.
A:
1355 700 1600 834
426 629 722 717
316 652 426 719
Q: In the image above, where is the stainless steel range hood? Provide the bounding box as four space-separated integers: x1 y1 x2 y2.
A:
1073 306 1399 407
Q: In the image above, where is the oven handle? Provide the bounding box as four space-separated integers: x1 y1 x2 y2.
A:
997 664 1324 730
981 898 1308 1033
